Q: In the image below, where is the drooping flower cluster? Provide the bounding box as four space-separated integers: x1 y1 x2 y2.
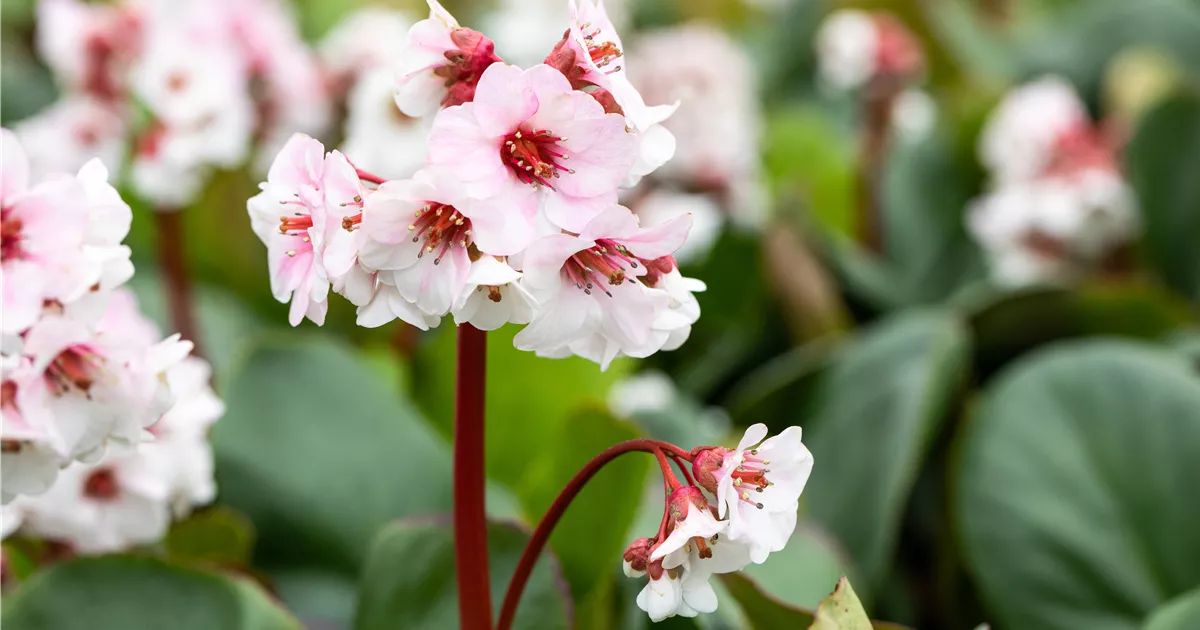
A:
247 0 704 369
967 77 1139 286
622 425 813 622
1 130 216 517
18 0 328 207
3 291 224 554
620 24 769 264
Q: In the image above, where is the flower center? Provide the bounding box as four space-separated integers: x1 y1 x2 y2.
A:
731 449 772 509
1 381 16 410
502 129 573 188
1 211 24 261
581 24 623 72
409 202 472 265
562 239 639 296
46 348 99 395
83 467 120 501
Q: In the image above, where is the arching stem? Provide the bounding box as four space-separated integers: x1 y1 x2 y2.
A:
496 439 690 630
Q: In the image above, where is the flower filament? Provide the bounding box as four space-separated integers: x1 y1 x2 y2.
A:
409 202 472 265
502 129 573 188
563 239 639 297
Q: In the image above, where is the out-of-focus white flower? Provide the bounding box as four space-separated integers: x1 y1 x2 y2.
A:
890 88 937 140
607 370 676 417
816 10 924 92
14 98 127 181
319 7 414 82
631 190 723 265
485 0 627 68
626 25 761 192
341 67 429 181
978 76 1090 184
36 0 140 100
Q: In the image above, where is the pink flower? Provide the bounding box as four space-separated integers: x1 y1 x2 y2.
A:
394 0 501 117
247 134 332 326
1 129 92 335
14 97 128 181
317 150 376 307
2 362 69 504
428 63 638 233
513 206 690 368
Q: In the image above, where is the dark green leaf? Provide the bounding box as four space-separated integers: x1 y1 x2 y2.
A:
804 311 970 595
1127 91 1200 301
0 556 299 630
354 518 571 630
955 341 1200 630
721 573 815 628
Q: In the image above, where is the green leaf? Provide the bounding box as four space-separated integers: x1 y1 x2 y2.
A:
720 573 815 628
881 132 986 304
1127 91 1200 301
955 340 1200 630
271 569 359 630
214 337 452 573
165 506 255 568
1145 588 1200 630
412 325 631 495
0 556 299 630
354 518 572 630
803 310 970 595
741 521 857 610
522 407 650 601
811 577 873 630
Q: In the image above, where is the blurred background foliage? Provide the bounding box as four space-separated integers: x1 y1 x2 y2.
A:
3 0 1200 629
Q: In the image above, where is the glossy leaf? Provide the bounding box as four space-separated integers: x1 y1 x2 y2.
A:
354 517 571 630
956 341 1200 630
0 556 299 630
803 311 969 595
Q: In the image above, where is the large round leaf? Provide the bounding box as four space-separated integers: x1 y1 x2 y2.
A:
956 341 1200 630
1145 588 1200 630
1127 92 1200 302
1 556 298 629
214 337 453 573
354 518 571 630
803 310 970 595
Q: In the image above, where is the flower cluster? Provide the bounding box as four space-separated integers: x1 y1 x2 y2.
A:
248 0 704 369
19 0 327 207
619 24 769 265
815 9 924 92
622 425 813 622
968 77 1139 286
1 129 216 522
3 291 224 554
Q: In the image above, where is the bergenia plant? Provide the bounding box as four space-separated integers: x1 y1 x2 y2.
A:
243 1 813 626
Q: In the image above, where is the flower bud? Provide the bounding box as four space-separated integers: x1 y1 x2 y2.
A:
690 446 726 494
623 537 653 577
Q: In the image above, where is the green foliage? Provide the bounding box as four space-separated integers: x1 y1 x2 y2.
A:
214 337 453 573
164 507 256 568
1144 588 1200 630
354 518 571 630
804 311 970 595
0 556 299 630
1127 92 1200 302
956 341 1200 630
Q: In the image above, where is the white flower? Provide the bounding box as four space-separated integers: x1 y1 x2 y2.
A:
2 502 22 538
890 88 937 140
18 457 171 554
451 257 536 331
148 356 223 516
13 97 128 182
319 7 414 81
607 370 676 417
636 568 684 622
701 424 813 563
341 67 429 181
978 76 1089 184
626 25 761 190
815 10 878 91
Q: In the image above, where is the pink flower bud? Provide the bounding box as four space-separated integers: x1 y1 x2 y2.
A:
690 447 727 494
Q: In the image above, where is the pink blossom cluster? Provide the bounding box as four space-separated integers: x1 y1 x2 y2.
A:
248 0 704 369
2 130 217 514
968 77 1139 286
815 9 924 92
3 292 223 554
17 0 328 207
623 425 813 622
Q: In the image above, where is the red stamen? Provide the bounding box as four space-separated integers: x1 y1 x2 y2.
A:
501 129 573 188
409 203 472 263
279 215 314 234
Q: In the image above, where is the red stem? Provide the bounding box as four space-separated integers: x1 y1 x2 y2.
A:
496 439 684 630
670 452 697 487
454 324 492 630
356 167 385 185
154 209 203 358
